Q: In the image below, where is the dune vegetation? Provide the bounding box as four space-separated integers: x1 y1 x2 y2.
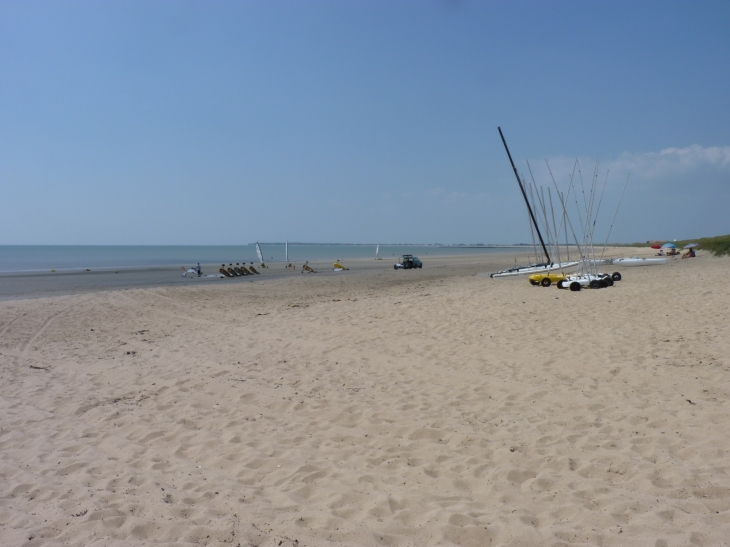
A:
629 234 730 256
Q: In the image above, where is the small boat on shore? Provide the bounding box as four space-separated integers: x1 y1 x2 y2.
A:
490 261 580 278
605 257 668 267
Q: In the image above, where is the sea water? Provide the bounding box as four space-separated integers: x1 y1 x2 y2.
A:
0 245 525 273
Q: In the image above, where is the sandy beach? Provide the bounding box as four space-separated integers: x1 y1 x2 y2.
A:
1 249 729 546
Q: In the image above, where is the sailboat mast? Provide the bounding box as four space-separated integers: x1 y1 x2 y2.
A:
548 188 562 267
562 194 570 261
498 127 551 264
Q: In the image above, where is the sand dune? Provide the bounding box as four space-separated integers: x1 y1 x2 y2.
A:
1 250 729 546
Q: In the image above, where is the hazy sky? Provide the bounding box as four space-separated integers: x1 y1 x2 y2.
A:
2 1 728 245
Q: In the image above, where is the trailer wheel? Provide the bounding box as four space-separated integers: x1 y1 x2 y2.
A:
541 278 551 287
557 281 564 289
569 281 581 292
529 279 539 286
589 280 600 289
612 272 622 281
605 277 614 287
599 279 609 288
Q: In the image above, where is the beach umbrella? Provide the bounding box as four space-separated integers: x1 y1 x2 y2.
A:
662 242 677 248
683 243 699 249
650 244 662 249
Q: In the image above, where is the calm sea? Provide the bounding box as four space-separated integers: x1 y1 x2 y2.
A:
0 245 524 273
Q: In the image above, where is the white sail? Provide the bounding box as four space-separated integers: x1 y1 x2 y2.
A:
256 242 264 264
285 241 289 263
375 244 379 259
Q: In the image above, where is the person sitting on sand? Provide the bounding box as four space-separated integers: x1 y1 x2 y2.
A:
655 249 665 256
682 248 696 259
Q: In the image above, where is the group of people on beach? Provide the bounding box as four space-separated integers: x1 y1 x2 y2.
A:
655 248 696 258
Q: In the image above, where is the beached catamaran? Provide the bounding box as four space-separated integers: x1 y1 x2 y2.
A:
490 128 579 278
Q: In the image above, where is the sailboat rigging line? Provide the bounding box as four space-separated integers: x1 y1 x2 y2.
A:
562 194 570 261
599 173 631 261
588 165 611 274
526 180 542 264
526 160 553 259
498 127 551 264
593 169 610 235
546 159 587 266
584 159 600 276
548 188 562 267
547 179 570 267
577 160 589 230
573 165 589 274
524 177 540 263
524 188 539 264
580 158 599 275
584 160 597 262
553 178 588 265
539 186 554 261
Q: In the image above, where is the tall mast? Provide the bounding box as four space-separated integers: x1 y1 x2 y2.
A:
498 127 551 264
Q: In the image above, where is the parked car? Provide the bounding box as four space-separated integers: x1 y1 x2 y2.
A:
394 255 422 270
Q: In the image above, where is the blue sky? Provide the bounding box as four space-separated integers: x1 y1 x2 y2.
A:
1 1 728 244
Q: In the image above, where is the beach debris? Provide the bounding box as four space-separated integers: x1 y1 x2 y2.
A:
29 365 50 371
686 399 696 405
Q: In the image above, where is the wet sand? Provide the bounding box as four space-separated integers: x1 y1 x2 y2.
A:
1 249 729 546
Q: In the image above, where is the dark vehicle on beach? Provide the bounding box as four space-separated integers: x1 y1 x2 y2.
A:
394 255 422 270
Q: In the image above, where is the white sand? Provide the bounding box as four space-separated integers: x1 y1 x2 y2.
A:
1 250 729 546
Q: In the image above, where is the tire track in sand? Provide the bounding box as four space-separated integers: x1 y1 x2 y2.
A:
0 312 29 340
19 296 98 354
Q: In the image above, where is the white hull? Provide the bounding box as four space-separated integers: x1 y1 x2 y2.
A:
607 257 668 267
490 261 580 278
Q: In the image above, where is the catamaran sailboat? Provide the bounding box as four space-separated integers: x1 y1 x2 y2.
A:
490 127 579 278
